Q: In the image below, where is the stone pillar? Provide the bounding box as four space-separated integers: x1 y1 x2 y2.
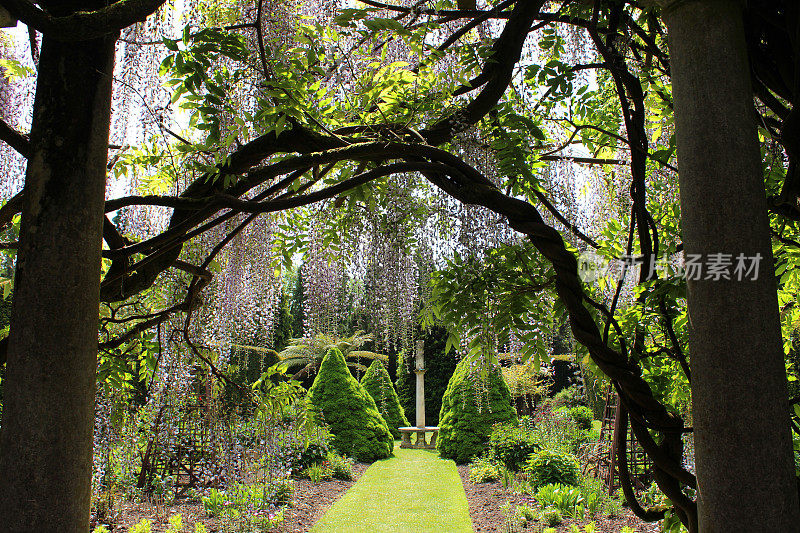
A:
414 339 426 429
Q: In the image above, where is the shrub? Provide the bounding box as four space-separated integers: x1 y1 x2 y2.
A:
526 449 580 487
551 385 583 409
194 525 208 533
488 422 538 471
567 405 594 431
361 360 410 438
468 454 502 483
307 348 394 462
532 406 585 454
437 357 518 464
328 452 354 481
299 451 354 482
297 439 329 471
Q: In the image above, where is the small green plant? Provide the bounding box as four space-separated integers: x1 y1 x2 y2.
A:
270 479 294 505
583 522 597 533
516 504 537 528
194 524 208 533
605 493 624 518
469 454 502 483
92 526 110 533
583 488 603 518
202 488 226 517
619 527 635 533
489 422 539 471
536 483 585 517
130 518 153 533
539 506 563 526
526 449 581 487
500 465 515 490
328 452 354 481
250 507 285 530
306 463 325 483
566 405 594 431
501 501 520 533
166 513 184 533
641 481 670 511
579 476 608 518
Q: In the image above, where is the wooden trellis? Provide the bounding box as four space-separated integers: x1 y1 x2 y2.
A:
140 368 220 495
581 384 653 494
152 402 217 495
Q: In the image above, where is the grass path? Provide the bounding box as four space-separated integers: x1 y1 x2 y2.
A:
310 444 473 533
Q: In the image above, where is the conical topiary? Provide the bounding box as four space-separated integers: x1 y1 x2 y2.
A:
307 348 395 462
437 357 518 464
361 360 409 439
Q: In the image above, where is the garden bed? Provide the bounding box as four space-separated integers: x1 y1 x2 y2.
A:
457 465 659 533
107 462 368 532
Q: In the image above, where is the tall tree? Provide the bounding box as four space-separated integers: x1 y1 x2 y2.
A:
0 2 165 531
662 1 800 529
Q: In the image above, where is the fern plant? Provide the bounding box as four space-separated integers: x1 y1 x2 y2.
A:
277 331 386 379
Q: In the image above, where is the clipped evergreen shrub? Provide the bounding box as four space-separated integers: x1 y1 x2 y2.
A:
307 348 394 462
437 357 518 464
361 360 409 439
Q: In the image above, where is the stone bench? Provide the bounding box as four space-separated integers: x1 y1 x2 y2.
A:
398 426 439 450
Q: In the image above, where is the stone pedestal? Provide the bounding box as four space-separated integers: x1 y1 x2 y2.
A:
398 340 439 449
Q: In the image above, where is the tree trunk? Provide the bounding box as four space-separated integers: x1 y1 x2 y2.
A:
664 1 800 530
0 29 116 532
